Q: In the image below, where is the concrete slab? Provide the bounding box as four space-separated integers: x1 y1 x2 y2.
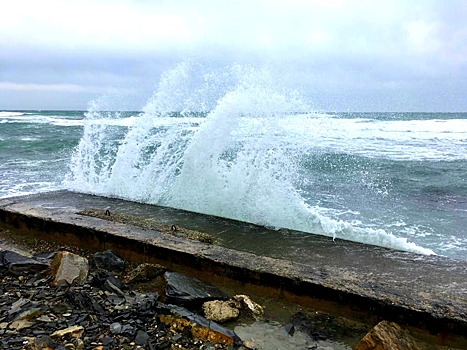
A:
1 191 466 344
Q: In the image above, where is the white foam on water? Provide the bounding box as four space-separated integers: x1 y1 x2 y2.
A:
66 62 435 256
0 111 29 117
282 116 467 161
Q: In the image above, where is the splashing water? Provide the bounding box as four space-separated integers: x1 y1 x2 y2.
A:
66 62 434 255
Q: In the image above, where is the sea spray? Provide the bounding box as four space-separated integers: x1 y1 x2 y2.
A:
66 62 435 255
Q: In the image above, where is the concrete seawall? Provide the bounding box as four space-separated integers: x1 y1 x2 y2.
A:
1 191 466 346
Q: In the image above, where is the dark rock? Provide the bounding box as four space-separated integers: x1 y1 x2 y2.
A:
284 323 295 336
126 263 166 283
164 272 227 306
101 336 114 345
33 251 56 264
110 322 123 334
129 293 159 316
290 311 329 341
172 333 182 342
107 294 124 305
135 330 150 345
92 250 125 272
0 250 49 274
121 324 135 335
104 279 125 297
91 271 124 290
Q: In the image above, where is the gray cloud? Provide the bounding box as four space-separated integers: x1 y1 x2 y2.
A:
1 0 466 111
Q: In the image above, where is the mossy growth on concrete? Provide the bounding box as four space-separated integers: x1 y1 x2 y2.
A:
77 208 214 244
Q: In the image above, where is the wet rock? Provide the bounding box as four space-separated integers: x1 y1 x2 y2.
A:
165 272 227 306
135 330 150 345
0 250 48 274
92 250 124 272
290 311 329 341
158 304 242 347
231 295 264 319
51 325 85 340
126 263 166 283
202 300 240 323
354 320 421 350
51 251 89 286
284 323 295 336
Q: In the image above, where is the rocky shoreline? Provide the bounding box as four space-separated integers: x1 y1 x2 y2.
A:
0 227 461 350
1 243 251 350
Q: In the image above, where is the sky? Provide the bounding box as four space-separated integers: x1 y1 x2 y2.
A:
1 0 466 112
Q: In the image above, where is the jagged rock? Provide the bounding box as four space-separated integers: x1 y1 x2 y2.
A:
158 304 243 347
92 250 124 272
51 325 84 340
164 272 227 306
354 320 421 350
203 300 240 323
0 250 48 274
232 295 264 319
126 263 166 283
51 251 89 286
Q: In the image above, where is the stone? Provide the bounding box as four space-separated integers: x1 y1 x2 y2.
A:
32 335 56 349
354 320 421 350
126 263 166 283
284 323 295 336
51 251 89 286
232 295 264 319
243 340 257 349
33 252 57 264
0 250 48 274
73 338 84 350
202 300 240 323
51 325 85 340
9 319 34 330
110 322 123 335
164 272 227 306
92 250 124 272
135 330 149 345
158 304 243 347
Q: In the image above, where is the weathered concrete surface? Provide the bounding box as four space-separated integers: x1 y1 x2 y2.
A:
1 191 467 346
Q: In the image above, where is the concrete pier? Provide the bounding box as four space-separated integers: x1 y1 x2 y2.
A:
1 191 466 346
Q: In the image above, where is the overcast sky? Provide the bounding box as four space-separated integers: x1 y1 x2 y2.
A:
1 0 466 111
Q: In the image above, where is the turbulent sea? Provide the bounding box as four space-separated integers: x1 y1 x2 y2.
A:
1 65 466 260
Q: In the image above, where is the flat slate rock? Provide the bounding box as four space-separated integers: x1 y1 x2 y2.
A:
165 272 227 305
0 250 49 274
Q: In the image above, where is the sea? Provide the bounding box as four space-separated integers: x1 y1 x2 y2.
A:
1 63 466 260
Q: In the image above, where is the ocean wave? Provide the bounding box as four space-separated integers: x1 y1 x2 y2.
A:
66 62 436 256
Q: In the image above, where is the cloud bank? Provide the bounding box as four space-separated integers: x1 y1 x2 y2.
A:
1 0 466 111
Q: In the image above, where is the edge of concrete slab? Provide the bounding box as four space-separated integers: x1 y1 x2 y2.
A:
1 195 467 346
